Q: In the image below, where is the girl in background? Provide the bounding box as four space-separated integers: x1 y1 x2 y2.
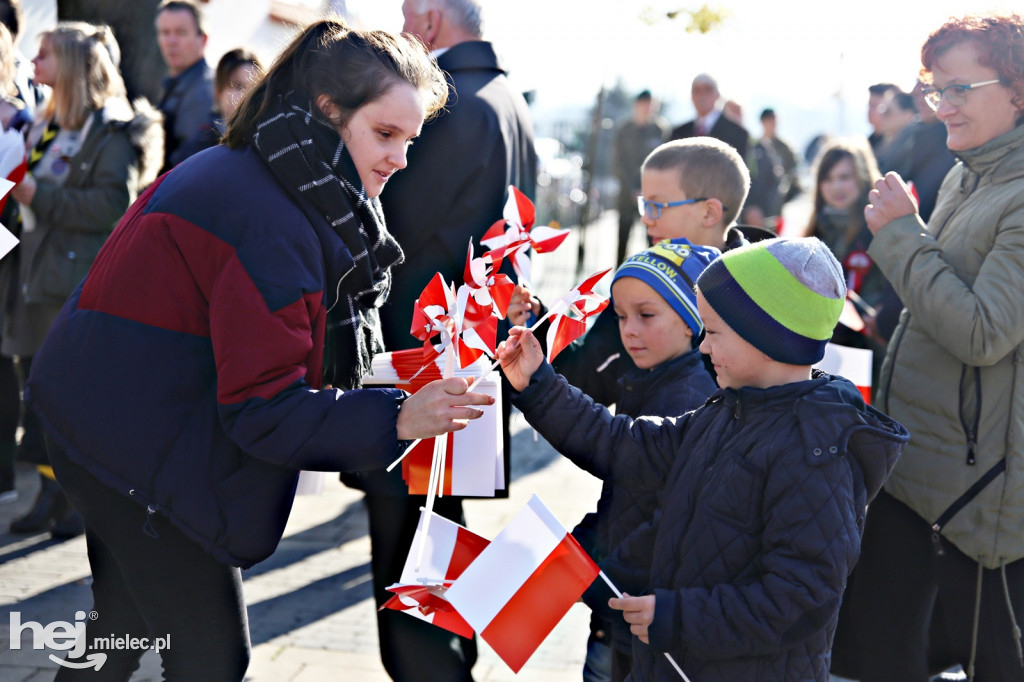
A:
4 22 162 537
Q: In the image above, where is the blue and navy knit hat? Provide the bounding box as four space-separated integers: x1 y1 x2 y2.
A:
695 237 845 365
612 238 721 336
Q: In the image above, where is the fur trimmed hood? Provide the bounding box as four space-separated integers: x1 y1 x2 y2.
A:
99 96 164 189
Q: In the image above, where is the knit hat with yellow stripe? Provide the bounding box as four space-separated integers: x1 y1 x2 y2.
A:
696 237 845 365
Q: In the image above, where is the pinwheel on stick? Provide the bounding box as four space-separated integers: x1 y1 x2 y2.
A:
480 185 570 286
544 267 612 362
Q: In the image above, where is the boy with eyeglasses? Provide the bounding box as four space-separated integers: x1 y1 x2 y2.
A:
512 137 764 408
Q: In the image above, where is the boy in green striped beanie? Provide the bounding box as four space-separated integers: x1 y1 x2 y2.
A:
694 235 846 388
499 235 908 681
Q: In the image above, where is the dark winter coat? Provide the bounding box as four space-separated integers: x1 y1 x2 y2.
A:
574 349 717 656
515 363 908 682
26 144 408 568
10 98 163 311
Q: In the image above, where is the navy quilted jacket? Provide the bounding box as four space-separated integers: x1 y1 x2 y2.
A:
515 363 908 682
574 349 716 654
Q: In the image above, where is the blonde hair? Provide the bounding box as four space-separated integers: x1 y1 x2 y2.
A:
39 22 126 130
642 138 751 228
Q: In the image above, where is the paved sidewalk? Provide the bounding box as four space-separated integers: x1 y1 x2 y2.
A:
0 213 626 682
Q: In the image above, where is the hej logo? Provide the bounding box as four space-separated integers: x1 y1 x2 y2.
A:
9 610 106 670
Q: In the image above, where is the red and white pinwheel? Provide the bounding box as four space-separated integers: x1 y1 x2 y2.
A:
453 242 516 368
545 268 612 362
481 185 570 285
410 272 458 366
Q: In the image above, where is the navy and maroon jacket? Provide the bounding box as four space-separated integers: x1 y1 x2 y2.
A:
26 145 407 568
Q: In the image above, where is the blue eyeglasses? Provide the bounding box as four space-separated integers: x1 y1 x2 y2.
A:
637 196 716 219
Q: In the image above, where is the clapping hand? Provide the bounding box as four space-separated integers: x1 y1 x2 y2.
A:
865 172 918 235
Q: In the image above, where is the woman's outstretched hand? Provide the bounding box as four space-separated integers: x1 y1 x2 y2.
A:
496 326 544 392
396 377 494 440
865 172 918 235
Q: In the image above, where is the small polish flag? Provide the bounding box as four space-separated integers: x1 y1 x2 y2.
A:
381 509 490 638
445 494 600 673
819 342 873 404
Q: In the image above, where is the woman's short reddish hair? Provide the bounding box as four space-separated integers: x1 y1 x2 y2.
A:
920 13 1024 112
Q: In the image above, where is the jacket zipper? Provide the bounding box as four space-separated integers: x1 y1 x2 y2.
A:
959 365 981 466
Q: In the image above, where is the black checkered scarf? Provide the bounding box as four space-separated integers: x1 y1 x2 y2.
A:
252 90 404 390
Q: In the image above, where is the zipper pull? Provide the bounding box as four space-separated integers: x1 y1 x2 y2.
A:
967 436 977 466
931 523 945 556
142 504 160 539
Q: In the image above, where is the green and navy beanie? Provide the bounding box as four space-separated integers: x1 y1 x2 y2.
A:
695 236 845 365
612 238 721 336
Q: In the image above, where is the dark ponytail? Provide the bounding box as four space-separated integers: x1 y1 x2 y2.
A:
223 17 447 148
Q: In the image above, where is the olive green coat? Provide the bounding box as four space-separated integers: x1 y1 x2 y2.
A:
869 123 1024 568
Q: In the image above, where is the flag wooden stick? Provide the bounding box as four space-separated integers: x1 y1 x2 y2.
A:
599 571 691 682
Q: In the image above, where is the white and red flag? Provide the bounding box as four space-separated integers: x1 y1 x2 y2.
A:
819 342 873 404
381 509 490 639
545 268 612 362
445 494 600 673
480 185 570 286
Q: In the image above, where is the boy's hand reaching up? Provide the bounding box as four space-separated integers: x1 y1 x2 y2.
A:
610 593 656 644
507 284 540 327
496 326 544 391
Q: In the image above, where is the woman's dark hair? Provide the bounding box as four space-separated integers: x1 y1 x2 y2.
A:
806 137 881 244
214 47 263 95
223 18 447 148
920 12 1024 114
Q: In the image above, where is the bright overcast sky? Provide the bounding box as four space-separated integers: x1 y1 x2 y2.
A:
347 0 1017 148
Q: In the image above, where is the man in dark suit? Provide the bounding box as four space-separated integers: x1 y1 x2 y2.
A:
670 73 749 161
353 2 537 680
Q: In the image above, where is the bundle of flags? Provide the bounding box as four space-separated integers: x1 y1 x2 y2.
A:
382 495 599 673
382 185 610 579
363 349 505 497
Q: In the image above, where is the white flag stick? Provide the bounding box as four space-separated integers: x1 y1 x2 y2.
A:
846 288 878 318
415 344 456 569
599 571 691 682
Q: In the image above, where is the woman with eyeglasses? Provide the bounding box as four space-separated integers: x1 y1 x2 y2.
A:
830 12 1024 682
